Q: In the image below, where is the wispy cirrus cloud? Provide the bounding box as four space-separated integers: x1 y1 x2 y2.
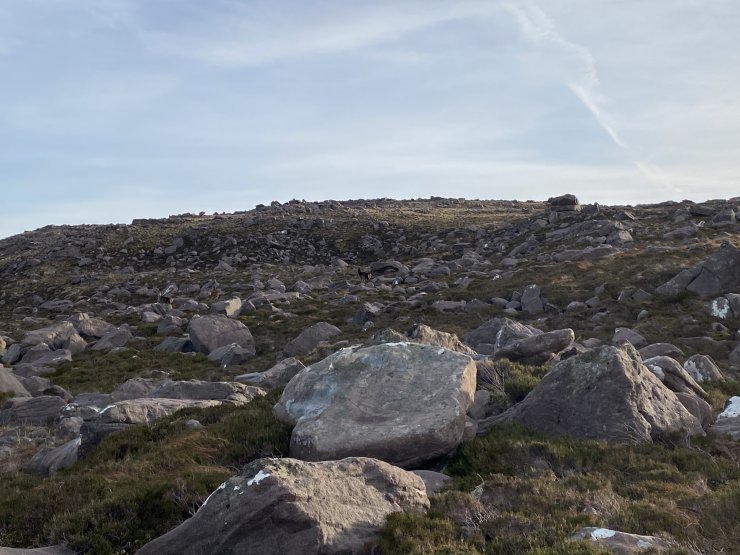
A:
501 0 685 194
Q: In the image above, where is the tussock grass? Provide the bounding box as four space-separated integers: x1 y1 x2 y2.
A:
51 350 220 394
372 424 740 554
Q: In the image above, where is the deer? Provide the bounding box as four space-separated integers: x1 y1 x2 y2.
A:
358 268 373 282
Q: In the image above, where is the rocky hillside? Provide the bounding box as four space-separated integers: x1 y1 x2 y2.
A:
0 195 739 554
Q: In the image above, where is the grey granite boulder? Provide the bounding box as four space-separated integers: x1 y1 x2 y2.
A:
27 437 80 476
281 322 341 358
478 345 704 443
275 343 476 468
187 315 255 356
683 354 724 382
236 357 305 390
91 327 133 351
0 396 67 425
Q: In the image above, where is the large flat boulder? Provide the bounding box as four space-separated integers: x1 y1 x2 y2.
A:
100 398 224 425
274 343 476 468
494 328 575 363
478 345 704 443
146 379 264 404
187 315 255 355
137 457 429 555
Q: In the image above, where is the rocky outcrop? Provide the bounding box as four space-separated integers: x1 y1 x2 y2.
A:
137 457 429 555
657 241 740 297
274 343 476 468
478 345 704 443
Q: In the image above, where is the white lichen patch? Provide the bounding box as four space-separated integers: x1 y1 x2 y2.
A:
247 470 271 486
719 396 740 419
648 365 665 381
683 360 703 382
590 528 617 540
710 298 730 319
637 539 654 548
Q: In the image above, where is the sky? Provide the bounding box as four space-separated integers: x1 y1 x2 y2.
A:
1 0 739 239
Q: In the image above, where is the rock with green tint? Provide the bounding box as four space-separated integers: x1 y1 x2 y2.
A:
274 343 476 468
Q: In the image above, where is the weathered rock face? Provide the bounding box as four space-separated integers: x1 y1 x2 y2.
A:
100 398 223 425
137 457 429 555
91 327 133 351
22 322 87 354
187 314 255 356
405 324 477 355
494 328 575 364
0 396 67 425
657 241 740 297
146 379 262 403
710 397 740 440
68 312 114 338
281 321 341 358
0 367 30 398
236 357 305 390
520 284 544 314
27 437 80 476
684 354 724 382
642 356 707 399
464 317 537 355
479 345 704 443
274 343 476 468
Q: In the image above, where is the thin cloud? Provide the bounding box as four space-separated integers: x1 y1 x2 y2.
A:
502 0 683 192
142 1 497 67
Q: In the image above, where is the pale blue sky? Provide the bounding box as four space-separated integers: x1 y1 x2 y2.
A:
1 1 739 239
